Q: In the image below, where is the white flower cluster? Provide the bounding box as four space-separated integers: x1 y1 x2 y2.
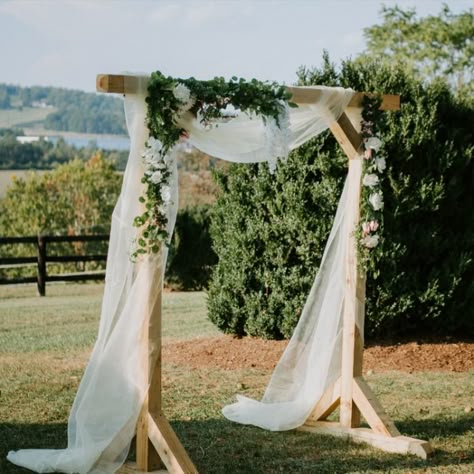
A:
142 137 173 204
172 83 195 112
360 135 386 249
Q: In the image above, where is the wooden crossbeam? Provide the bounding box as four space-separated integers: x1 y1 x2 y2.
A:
306 377 341 422
300 422 433 459
96 74 400 111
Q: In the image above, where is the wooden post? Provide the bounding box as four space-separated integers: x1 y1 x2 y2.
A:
136 264 163 472
339 157 363 429
117 253 197 474
37 235 46 297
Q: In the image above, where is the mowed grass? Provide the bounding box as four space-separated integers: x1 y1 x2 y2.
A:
1 284 473 473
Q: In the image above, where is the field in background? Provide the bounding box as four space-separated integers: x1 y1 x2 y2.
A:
0 284 473 473
0 107 56 129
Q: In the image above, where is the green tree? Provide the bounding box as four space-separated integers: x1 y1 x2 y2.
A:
0 153 121 236
361 5 473 92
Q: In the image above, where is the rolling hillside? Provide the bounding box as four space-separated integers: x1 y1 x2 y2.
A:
0 84 126 135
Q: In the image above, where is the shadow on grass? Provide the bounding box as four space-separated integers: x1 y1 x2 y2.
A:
398 414 474 439
2 415 472 474
0 423 67 474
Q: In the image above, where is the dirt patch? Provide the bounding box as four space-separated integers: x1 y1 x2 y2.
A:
163 335 474 373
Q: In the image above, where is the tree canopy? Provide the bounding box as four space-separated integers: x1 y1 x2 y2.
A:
361 5 473 93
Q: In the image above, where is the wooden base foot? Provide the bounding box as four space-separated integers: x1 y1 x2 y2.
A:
117 462 167 474
126 411 198 474
299 421 433 459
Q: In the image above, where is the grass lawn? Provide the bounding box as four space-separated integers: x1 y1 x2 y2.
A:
0 283 473 473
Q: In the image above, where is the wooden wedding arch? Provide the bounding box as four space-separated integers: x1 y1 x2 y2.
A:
97 74 432 473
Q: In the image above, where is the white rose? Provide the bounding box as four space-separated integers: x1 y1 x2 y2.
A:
142 148 163 167
147 137 162 152
173 83 194 111
161 186 171 203
369 192 384 211
365 137 382 152
375 157 386 173
361 234 380 249
363 173 380 187
149 170 162 184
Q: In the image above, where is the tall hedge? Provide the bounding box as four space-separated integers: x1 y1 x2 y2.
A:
166 205 217 290
208 60 474 340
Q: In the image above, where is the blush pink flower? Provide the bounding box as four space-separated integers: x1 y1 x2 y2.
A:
369 220 379 232
362 222 371 236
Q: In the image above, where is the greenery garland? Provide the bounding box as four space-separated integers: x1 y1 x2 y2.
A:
132 71 295 259
357 94 386 277
132 71 385 274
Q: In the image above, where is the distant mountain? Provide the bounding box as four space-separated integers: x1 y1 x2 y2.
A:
0 84 126 135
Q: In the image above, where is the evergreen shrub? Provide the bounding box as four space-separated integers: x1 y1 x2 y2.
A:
208 60 474 340
166 205 217 290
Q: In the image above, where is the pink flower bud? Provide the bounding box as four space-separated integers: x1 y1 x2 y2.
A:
369 220 379 232
362 222 371 236
364 149 372 160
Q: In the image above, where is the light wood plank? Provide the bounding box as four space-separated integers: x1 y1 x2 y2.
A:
329 113 363 159
118 462 167 474
299 421 433 459
136 254 164 471
339 156 364 428
305 378 341 423
148 413 198 474
352 377 400 437
346 92 400 111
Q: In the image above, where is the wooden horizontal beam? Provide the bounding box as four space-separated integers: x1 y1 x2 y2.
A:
96 74 400 110
299 421 433 459
286 88 400 110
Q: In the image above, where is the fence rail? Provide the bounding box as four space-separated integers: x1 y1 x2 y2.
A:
0 234 109 296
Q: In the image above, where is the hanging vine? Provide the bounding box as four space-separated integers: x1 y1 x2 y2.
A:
357 94 387 277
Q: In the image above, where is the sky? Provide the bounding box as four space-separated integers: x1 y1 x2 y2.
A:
0 0 472 92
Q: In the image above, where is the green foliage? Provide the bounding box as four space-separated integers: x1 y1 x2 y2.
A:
0 154 122 280
166 205 217 290
0 153 121 236
361 5 474 92
208 59 474 340
208 139 346 339
0 83 126 134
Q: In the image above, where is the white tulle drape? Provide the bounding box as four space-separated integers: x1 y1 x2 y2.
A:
8 78 357 473
222 159 363 430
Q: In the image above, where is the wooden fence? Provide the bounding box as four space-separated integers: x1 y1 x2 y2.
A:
0 234 109 296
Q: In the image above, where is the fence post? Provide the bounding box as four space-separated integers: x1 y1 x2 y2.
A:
37 235 46 296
